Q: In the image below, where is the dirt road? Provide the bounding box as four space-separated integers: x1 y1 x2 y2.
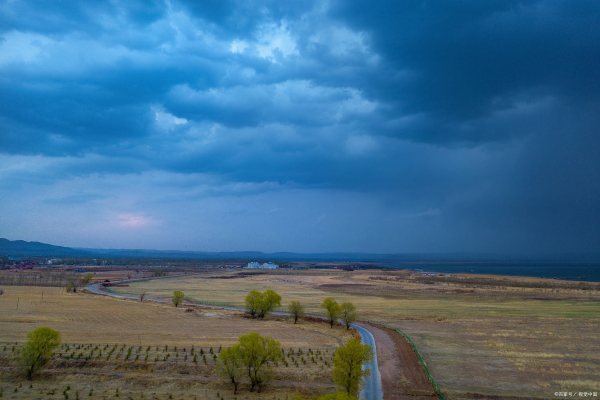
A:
358 323 437 400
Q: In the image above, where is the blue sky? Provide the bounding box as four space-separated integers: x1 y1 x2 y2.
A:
0 0 599 254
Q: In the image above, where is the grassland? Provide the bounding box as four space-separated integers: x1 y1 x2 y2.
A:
0 286 349 347
112 269 600 399
0 286 351 399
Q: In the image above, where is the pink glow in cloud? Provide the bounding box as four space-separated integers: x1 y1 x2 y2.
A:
117 213 155 228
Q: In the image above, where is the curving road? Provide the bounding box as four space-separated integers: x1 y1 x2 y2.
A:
353 323 383 400
85 279 384 400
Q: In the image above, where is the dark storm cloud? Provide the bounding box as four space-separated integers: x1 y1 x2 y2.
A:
0 1 166 35
331 0 600 142
0 0 598 253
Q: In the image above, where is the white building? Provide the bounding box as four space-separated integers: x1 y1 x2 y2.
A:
246 261 279 269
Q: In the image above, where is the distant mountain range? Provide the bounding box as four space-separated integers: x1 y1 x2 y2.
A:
0 238 86 258
1 237 599 264
0 237 405 261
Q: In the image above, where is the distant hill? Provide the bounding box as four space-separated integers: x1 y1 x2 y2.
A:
0 238 85 258
1 237 599 265
0 237 400 261
0 237 485 262
77 247 398 262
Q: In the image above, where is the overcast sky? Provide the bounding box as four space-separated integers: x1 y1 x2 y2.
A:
0 1 599 254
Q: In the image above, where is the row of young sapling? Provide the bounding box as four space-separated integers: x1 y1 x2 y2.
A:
1 341 334 369
1 382 298 400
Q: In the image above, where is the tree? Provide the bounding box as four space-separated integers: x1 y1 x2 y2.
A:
20 327 61 380
257 289 281 319
217 345 244 394
81 273 93 285
238 332 282 392
245 290 262 318
287 301 304 324
65 280 76 293
340 302 357 330
172 290 184 307
321 297 341 328
245 289 282 319
332 338 372 397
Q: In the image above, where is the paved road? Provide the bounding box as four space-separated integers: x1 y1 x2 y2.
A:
85 280 384 400
353 323 384 400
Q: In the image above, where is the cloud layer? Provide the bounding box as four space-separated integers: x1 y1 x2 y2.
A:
0 0 599 254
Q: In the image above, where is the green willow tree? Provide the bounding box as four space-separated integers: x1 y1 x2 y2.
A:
245 290 262 318
332 338 373 397
321 297 341 328
257 289 281 319
217 345 244 394
172 290 184 307
340 302 357 330
238 332 282 392
245 289 281 319
287 300 305 324
21 327 61 380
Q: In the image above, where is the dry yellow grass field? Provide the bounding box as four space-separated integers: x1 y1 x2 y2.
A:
0 285 351 399
113 270 600 399
0 286 350 347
